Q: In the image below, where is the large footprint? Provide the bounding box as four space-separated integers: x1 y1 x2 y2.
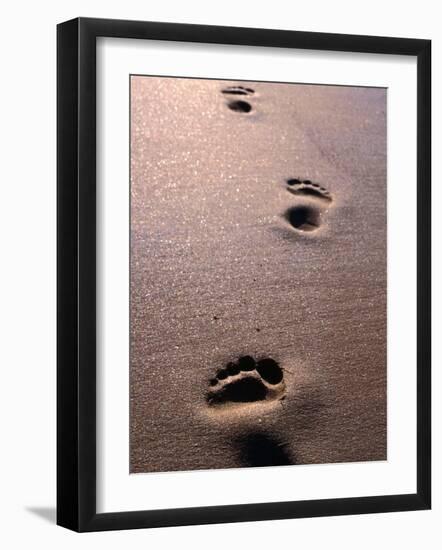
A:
283 178 333 232
207 355 285 407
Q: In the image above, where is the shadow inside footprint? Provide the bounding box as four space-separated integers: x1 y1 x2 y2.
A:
237 433 294 467
211 377 267 404
227 100 252 113
207 356 285 407
285 205 320 232
256 358 284 384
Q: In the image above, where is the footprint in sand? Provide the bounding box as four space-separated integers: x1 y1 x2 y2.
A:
283 178 333 232
206 356 294 466
207 355 285 406
221 85 255 114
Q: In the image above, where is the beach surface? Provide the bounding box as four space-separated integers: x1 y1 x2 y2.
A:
130 77 386 473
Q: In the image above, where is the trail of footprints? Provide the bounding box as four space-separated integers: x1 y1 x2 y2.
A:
221 84 334 233
205 86 334 410
207 355 285 407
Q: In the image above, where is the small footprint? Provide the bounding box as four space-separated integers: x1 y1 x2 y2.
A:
283 178 333 232
207 356 285 406
221 85 255 114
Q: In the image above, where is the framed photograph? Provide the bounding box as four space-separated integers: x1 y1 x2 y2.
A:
57 17 431 532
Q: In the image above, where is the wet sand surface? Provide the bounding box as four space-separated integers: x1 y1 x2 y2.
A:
130 77 386 473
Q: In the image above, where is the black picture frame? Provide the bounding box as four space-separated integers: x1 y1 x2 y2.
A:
57 17 431 532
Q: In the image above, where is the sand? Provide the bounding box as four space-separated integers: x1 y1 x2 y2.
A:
129 76 386 473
